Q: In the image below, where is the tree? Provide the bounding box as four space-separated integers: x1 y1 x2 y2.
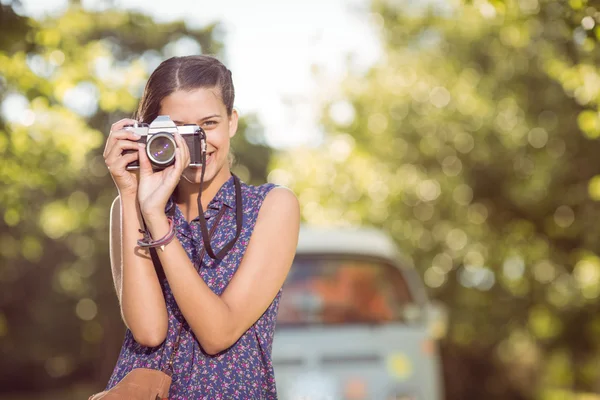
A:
0 1 272 392
272 0 600 398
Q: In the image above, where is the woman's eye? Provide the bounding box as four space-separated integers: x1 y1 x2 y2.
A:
203 121 217 127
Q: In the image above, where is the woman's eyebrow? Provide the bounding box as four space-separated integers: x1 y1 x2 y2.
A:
172 115 221 125
199 114 222 121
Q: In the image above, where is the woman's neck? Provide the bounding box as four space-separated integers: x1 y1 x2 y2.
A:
174 167 232 222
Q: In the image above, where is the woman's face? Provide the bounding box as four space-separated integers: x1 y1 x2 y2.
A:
159 87 238 185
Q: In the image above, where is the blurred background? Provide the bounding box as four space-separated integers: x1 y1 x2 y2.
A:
2 0 600 398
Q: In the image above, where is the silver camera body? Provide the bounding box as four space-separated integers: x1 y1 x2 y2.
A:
124 115 205 170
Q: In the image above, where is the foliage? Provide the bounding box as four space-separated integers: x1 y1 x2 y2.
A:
272 0 600 398
6 0 600 398
0 1 271 392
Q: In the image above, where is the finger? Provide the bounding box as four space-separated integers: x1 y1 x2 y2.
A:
111 129 143 142
171 134 181 170
177 146 188 173
181 134 191 166
168 147 186 187
105 140 143 166
111 118 139 133
175 132 190 167
103 129 142 158
163 155 177 187
138 143 154 177
105 119 138 155
170 146 182 178
111 151 139 173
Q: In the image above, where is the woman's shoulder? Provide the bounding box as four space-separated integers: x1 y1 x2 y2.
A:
240 179 297 205
240 180 299 226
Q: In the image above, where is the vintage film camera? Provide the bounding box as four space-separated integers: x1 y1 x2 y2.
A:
124 115 205 170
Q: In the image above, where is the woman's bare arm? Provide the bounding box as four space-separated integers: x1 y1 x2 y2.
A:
110 194 169 347
143 187 300 355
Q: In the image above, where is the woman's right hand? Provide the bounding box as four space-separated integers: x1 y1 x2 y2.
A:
103 118 144 197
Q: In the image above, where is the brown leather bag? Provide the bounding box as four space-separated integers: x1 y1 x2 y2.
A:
88 368 172 400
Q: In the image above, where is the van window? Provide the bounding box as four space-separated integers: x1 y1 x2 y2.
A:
277 257 417 326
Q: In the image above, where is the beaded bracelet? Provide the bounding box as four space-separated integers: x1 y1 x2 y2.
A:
137 216 176 252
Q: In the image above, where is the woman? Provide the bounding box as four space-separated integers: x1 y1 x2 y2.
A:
101 55 300 399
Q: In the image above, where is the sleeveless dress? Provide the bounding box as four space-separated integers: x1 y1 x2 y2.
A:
105 175 281 399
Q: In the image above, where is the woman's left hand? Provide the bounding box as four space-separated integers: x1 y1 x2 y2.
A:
137 131 190 219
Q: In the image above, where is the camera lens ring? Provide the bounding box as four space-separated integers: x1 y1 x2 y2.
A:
146 132 176 166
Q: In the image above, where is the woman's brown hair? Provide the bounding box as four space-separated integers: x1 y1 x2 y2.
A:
135 55 235 123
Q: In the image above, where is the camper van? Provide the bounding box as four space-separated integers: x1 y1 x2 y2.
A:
272 225 446 400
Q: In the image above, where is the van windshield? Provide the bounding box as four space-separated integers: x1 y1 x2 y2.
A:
277 256 419 327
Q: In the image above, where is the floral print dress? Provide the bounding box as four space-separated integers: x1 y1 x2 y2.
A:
105 176 281 399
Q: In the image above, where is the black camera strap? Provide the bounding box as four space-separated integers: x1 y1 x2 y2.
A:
196 134 243 260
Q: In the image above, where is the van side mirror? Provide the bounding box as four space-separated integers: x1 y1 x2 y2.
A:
426 300 448 340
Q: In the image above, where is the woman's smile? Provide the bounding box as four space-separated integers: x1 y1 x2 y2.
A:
205 151 215 166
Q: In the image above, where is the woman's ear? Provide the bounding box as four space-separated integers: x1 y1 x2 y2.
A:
228 109 239 139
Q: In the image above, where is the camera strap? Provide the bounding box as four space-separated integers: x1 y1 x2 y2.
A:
196 138 243 260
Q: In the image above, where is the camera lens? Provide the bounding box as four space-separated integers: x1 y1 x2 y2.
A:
147 133 176 166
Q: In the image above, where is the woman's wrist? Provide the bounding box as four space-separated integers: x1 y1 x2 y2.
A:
139 199 168 220
119 190 138 204
143 213 171 240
